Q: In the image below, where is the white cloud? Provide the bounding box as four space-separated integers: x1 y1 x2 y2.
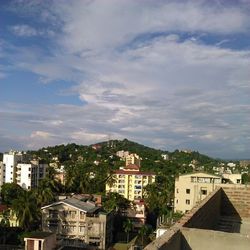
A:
1 0 250 158
9 24 55 37
10 24 38 36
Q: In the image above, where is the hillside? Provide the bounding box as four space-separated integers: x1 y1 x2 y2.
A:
27 139 222 175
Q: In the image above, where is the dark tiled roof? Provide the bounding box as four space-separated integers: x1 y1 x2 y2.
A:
63 198 99 213
24 231 54 239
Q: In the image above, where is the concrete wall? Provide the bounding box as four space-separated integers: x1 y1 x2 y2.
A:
144 228 182 250
181 228 250 250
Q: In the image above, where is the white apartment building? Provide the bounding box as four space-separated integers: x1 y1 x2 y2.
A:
1 150 23 185
16 160 47 190
0 151 47 190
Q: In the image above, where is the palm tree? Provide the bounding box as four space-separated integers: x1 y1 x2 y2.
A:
123 218 133 243
35 179 55 206
12 191 40 231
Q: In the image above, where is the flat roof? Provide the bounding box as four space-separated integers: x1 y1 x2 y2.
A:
24 232 54 239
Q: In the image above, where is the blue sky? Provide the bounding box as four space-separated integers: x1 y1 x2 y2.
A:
0 0 250 159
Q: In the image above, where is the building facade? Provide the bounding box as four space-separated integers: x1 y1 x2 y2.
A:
0 151 47 190
41 198 113 249
174 172 242 214
16 160 47 190
106 164 155 201
0 150 23 186
174 172 222 213
125 153 141 167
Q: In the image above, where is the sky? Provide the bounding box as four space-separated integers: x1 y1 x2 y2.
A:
0 0 250 159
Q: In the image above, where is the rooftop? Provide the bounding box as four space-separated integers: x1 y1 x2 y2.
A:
42 198 100 213
24 231 55 239
145 185 250 250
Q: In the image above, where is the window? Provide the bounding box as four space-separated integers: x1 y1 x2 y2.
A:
186 189 190 194
69 211 76 219
186 199 190 205
201 189 207 195
79 226 85 233
38 240 42 250
176 199 178 204
176 188 179 193
237 179 241 184
80 211 85 220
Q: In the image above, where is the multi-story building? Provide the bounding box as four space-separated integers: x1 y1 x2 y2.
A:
41 198 113 249
174 172 242 214
106 164 156 201
125 153 141 167
16 160 47 190
174 172 222 213
0 151 47 190
0 150 23 186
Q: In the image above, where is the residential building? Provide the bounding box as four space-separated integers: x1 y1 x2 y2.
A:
0 150 23 186
116 150 130 159
16 160 47 190
222 173 242 184
174 172 222 213
0 151 47 190
105 164 155 201
54 165 66 185
24 232 57 250
174 172 242 214
41 198 113 249
126 200 147 229
125 153 141 167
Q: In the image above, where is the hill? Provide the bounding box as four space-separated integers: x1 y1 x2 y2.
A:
27 139 222 175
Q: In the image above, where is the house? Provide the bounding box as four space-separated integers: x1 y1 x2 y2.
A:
41 198 113 249
24 232 57 250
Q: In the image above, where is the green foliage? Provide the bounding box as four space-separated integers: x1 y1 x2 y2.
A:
242 173 250 184
123 218 133 243
0 183 24 205
103 192 131 212
12 191 40 231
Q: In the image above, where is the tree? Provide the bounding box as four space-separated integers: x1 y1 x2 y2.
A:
103 192 130 213
35 179 55 206
138 224 151 247
123 218 133 243
12 191 40 231
0 183 24 205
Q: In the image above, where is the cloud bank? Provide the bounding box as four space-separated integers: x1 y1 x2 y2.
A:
1 0 250 159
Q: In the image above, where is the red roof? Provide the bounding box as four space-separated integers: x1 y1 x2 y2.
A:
114 169 155 176
124 164 140 170
0 204 8 213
